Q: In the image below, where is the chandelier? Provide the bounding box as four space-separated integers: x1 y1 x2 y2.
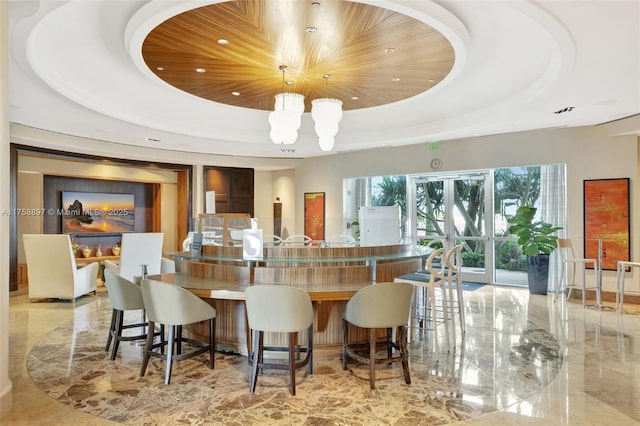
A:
269 66 304 145
311 74 342 152
268 68 343 151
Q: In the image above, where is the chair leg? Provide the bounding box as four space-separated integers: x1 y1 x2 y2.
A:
289 331 298 396
209 318 216 369
140 320 155 377
429 286 439 357
164 325 174 385
111 310 124 360
447 275 456 346
440 283 450 351
456 276 465 334
307 324 313 374
399 325 411 385
342 319 348 370
160 324 165 354
105 309 116 352
554 261 566 303
249 330 262 393
616 262 621 311
176 325 182 355
369 328 376 390
581 267 587 307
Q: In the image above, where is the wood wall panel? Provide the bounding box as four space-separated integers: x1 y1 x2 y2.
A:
9 145 18 291
41 175 157 250
184 261 251 283
17 264 28 286
253 265 372 285
176 170 190 251
10 143 194 293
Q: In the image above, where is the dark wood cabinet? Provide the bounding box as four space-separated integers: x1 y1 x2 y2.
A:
204 166 254 216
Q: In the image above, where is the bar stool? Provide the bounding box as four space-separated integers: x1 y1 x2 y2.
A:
245 285 314 395
444 244 465 342
555 238 598 306
342 282 414 390
139 279 217 385
395 247 451 357
103 270 161 360
616 261 640 313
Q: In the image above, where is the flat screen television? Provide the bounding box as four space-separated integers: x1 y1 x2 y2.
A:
61 191 135 234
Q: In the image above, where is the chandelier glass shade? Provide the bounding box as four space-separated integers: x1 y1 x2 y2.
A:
269 92 305 145
311 98 343 151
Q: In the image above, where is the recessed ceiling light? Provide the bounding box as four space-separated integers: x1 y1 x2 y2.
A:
306 26 318 33
231 91 240 96
384 48 395 54
285 81 294 86
156 67 164 71
392 77 401 82
351 96 359 100
195 68 206 73
217 39 229 45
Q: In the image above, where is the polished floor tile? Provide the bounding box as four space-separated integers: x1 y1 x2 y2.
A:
5 285 640 425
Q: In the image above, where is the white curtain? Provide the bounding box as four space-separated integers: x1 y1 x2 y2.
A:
538 164 567 293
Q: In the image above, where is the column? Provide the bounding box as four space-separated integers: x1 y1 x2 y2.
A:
0 0 14 418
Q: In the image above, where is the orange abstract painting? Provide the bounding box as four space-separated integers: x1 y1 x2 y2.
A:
584 178 630 270
304 192 325 242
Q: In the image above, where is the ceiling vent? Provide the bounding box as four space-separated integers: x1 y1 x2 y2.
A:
553 106 575 114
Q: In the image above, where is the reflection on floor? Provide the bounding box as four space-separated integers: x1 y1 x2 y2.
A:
6 285 640 425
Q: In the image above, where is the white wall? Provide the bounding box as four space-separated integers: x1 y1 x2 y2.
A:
294 126 638 292
253 170 273 234
11 124 640 294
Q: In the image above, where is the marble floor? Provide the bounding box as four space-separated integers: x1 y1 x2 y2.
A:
4 284 640 425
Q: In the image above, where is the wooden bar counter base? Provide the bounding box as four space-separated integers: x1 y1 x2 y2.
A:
163 244 423 355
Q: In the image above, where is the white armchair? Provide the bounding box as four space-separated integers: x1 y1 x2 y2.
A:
103 233 165 281
22 234 99 302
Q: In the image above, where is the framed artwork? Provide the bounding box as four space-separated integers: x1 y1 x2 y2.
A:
61 191 135 234
304 192 325 242
583 178 630 270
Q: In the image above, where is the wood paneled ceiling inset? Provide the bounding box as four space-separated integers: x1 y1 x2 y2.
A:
142 0 455 112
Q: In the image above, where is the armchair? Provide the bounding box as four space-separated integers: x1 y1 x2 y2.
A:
22 234 99 302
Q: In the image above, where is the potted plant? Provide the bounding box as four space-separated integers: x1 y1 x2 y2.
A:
507 206 562 295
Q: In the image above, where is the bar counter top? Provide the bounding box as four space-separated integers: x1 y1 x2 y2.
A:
147 272 371 302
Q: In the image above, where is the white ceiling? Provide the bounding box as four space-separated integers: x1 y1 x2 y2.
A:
8 0 640 160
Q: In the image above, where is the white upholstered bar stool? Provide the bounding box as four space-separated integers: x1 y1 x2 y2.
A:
394 247 450 356
616 261 640 313
139 279 217 385
342 282 414 390
245 285 314 396
104 270 161 360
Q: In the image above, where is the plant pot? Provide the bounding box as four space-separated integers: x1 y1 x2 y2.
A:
526 254 549 295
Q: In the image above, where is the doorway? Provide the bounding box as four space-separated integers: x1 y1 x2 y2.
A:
409 171 492 284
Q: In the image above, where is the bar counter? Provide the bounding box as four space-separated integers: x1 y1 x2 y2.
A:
165 244 423 355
